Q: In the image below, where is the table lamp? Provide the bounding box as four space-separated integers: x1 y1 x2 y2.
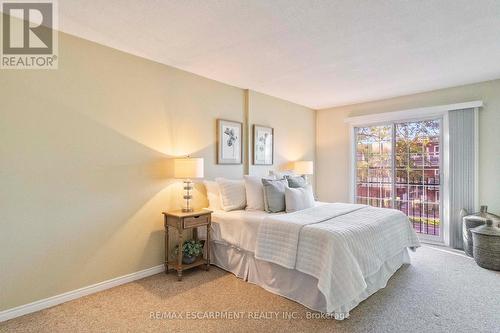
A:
174 157 204 212
293 160 313 184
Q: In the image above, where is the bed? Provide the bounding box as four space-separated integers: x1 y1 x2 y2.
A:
205 202 420 320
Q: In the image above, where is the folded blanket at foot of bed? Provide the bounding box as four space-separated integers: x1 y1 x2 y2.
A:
255 203 421 316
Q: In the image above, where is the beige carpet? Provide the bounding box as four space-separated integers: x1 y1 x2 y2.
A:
1 246 499 333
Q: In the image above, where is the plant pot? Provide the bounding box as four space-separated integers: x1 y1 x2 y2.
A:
182 255 197 264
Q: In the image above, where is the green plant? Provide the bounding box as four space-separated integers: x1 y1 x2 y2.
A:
174 240 204 258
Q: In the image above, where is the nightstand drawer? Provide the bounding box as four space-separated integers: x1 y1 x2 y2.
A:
183 214 209 228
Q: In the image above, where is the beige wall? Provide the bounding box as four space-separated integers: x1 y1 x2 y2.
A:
0 29 315 310
248 90 316 179
316 79 500 213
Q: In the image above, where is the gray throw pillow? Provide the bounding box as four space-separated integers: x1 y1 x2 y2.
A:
262 178 288 213
285 175 307 188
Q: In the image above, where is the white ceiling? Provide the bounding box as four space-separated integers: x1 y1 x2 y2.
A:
58 0 500 109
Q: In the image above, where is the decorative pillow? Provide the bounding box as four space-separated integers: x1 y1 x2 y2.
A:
203 180 222 210
262 178 288 213
215 178 246 211
244 175 265 211
268 170 295 180
285 186 315 213
285 175 307 188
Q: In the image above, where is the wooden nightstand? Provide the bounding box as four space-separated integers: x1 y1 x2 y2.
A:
162 209 212 281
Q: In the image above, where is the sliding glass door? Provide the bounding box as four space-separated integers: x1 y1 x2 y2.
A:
355 119 441 239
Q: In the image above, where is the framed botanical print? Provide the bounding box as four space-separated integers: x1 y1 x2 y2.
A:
217 119 243 164
253 125 274 165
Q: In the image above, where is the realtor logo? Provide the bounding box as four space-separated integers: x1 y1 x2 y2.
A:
1 0 58 69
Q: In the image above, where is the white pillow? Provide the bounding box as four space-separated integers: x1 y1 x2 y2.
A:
215 178 246 211
244 175 265 211
285 186 315 213
203 180 222 211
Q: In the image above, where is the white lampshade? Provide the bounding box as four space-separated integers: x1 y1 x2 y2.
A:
293 160 314 175
174 158 204 179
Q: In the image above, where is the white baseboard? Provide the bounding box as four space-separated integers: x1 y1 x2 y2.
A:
0 264 165 322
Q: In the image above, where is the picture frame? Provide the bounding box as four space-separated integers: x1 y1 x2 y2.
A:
217 119 243 164
253 124 274 165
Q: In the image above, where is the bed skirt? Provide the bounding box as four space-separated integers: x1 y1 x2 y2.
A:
211 241 411 319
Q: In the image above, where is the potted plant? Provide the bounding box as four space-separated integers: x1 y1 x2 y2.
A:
174 240 204 264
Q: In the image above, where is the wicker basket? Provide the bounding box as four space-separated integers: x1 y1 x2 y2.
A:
471 219 500 271
462 206 500 257
463 216 485 257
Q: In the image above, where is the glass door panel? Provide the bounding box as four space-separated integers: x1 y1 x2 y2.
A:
355 125 393 209
395 119 440 237
355 119 441 238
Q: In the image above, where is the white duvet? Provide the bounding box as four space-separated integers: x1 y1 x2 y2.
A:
255 203 420 315
210 210 273 253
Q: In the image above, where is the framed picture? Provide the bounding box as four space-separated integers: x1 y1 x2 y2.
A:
217 119 243 164
253 125 274 165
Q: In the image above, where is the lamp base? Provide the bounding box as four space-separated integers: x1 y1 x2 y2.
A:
182 179 194 212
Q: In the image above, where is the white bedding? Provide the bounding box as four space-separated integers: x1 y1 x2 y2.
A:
210 209 274 253
255 203 420 315
255 203 366 268
209 202 327 252
209 203 420 318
